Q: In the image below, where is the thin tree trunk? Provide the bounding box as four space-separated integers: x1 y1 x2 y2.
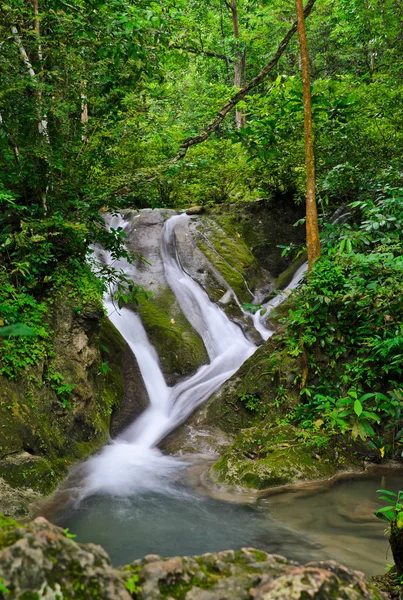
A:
174 0 317 160
0 113 20 165
295 0 320 270
12 20 49 212
81 81 88 142
230 0 246 129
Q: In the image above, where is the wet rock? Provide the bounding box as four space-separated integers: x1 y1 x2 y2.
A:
0 478 41 519
0 516 386 599
210 424 360 491
121 209 209 383
0 296 148 511
129 548 384 600
0 515 131 600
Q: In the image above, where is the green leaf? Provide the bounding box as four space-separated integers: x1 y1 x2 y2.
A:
354 399 363 416
377 489 398 497
375 508 394 522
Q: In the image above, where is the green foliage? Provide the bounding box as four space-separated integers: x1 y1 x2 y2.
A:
241 302 261 315
0 324 34 337
46 371 75 409
375 489 403 527
0 577 9 595
63 528 77 540
282 189 403 452
239 393 261 412
126 573 141 595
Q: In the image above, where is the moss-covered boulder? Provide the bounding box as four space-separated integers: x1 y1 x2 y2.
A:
207 197 306 279
138 287 208 384
0 515 131 599
0 290 148 514
0 515 387 600
210 424 360 491
193 217 270 304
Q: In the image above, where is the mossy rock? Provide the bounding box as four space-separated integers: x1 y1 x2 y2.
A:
194 217 266 303
206 198 306 278
138 287 208 382
0 284 128 506
273 253 307 290
210 424 360 491
0 454 67 495
0 516 387 599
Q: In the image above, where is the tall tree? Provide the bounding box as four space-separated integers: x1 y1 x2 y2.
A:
296 0 320 270
228 0 246 129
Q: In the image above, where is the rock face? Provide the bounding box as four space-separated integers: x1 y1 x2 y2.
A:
0 295 149 516
0 515 387 600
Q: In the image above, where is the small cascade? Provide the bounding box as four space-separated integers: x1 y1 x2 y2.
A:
77 212 305 499
252 262 308 341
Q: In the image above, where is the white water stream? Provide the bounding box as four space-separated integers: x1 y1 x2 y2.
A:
79 212 306 499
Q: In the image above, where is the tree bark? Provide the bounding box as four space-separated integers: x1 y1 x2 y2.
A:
174 0 317 160
12 20 49 212
295 0 320 270
230 0 246 129
0 113 20 165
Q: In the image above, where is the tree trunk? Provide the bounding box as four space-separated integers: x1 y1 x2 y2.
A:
230 0 246 129
81 81 88 142
12 18 49 212
295 0 320 270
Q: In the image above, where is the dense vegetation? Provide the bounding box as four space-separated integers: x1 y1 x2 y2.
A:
2 0 403 595
2 0 403 438
0 1 402 434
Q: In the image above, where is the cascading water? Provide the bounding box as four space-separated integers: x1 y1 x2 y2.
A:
80 213 257 498
71 212 308 500
54 210 312 565
252 261 308 341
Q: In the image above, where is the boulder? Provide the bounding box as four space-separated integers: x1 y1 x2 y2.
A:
0 515 387 599
186 206 205 215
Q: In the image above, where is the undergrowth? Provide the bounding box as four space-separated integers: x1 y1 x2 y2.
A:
280 188 403 457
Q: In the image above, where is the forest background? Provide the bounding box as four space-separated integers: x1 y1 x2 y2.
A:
1 0 403 460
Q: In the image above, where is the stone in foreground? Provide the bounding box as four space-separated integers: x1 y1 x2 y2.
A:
0 515 386 599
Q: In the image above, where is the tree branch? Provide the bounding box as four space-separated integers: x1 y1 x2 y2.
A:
173 0 317 160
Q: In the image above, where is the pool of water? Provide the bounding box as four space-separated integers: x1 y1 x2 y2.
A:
53 469 403 575
266 470 403 575
55 485 324 568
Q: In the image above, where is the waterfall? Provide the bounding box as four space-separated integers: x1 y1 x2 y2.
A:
78 212 305 499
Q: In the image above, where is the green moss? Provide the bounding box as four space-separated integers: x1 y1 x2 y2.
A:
195 217 263 303
0 280 126 500
211 424 358 490
204 334 302 435
0 515 21 550
158 575 214 600
250 550 268 562
138 287 208 377
0 456 67 494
